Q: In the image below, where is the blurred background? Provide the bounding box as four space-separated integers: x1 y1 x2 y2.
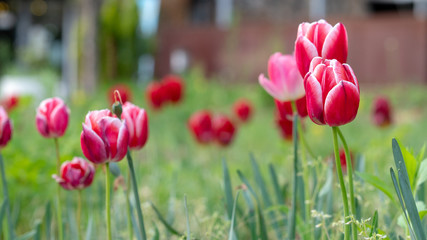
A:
1 0 427 99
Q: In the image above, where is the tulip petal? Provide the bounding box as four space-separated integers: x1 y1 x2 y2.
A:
343 64 359 92
324 81 360 126
304 73 325 125
50 104 69 137
322 66 339 102
322 23 348 63
36 113 50 138
81 125 107 164
114 121 129 162
258 74 284 101
295 36 319 77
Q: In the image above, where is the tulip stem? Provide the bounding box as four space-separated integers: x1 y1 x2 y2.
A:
77 190 82 240
126 151 147 240
337 127 357 240
106 163 112 240
0 154 14 240
332 127 350 240
125 170 134 240
53 138 63 240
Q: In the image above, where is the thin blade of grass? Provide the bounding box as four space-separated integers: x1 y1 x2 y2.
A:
268 163 284 205
369 210 378 237
151 221 160 240
250 155 281 239
184 195 191 240
223 159 234 220
228 191 240 240
34 220 42 240
241 188 256 240
15 230 36 240
150 202 181 236
44 201 51 240
85 216 93 240
130 201 142 240
0 199 8 237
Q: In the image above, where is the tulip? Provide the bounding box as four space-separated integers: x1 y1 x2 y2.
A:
304 57 360 126
233 99 253 123
188 110 214 144
0 107 12 149
162 75 184 103
146 82 166 109
108 84 132 105
121 102 149 150
1 95 19 112
80 109 129 164
36 97 70 138
295 19 348 77
275 113 293 140
331 149 354 174
259 53 305 101
53 157 95 190
213 114 236 146
372 97 392 127
275 95 308 120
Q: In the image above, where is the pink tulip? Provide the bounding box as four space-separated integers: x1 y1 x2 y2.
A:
372 97 392 127
304 57 359 126
259 53 305 101
275 95 308 120
0 107 12 149
188 110 214 144
121 102 149 150
36 97 70 138
80 110 129 164
295 19 348 77
213 114 236 146
53 157 95 190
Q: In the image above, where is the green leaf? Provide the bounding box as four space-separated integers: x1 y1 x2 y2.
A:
398 140 418 189
85 216 93 240
369 210 378 237
16 230 36 240
0 199 8 237
416 160 427 189
150 202 182 236
240 188 256 240
34 220 42 240
151 221 160 240
184 195 191 240
417 144 426 163
419 210 427 220
268 163 284 205
228 191 240 240
356 172 396 205
44 202 51 240
223 159 234 220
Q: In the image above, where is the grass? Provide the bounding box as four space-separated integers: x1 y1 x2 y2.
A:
1 67 427 239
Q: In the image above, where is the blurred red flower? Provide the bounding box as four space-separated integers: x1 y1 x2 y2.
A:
233 99 253 123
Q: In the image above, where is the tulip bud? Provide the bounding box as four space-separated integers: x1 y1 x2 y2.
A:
0 107 12 149
372 97 392 127
53 157 95 190
213 114 236 146
146 82 166 110
304 57 360 126
121 102 149 150
295 20 348 77
80 110 129 164
107 84 132 106
259 53 305 101
188 110 214 144
233 99 253 123
36 97 70 138
162 75 184 103
1 95 19 112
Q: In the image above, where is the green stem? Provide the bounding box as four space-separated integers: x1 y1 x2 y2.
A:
337 128 358 240
125 170 133 240
287 111 298 240
297 122 316 160
127 151 147 240
332 127 350 240
77 190 82 240
54 138 63 240
106 163 112 240
0 154 14 240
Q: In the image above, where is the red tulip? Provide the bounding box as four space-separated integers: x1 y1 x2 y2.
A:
304 57 360 126
259 53 305 101
334 149 354 174
53 157 95 190
295 20 348 77
275 112 293 141
0 107 12 149
188 110 214 144
146 82 166 109
121 102 149 150
372 97 392 127
162 75 184 103
213 115 236 146
275 95 308 120
108 84 132 105
80 110 129 164
36 97 70 138
233 99 253 123
1 95 19 112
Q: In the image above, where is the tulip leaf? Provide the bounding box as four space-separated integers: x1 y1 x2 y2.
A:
150 202 182 236
184 195 191 240
369 210 378 237
16 230 36 240
44 201 51 240
228 191 240 240
416 160 427 189
34 220 42 240
398 140 418 189
151 221 160 240
85 216 93 240
0 199 7 237
240 186 256 240
223 159 234 220
356 171 396 205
